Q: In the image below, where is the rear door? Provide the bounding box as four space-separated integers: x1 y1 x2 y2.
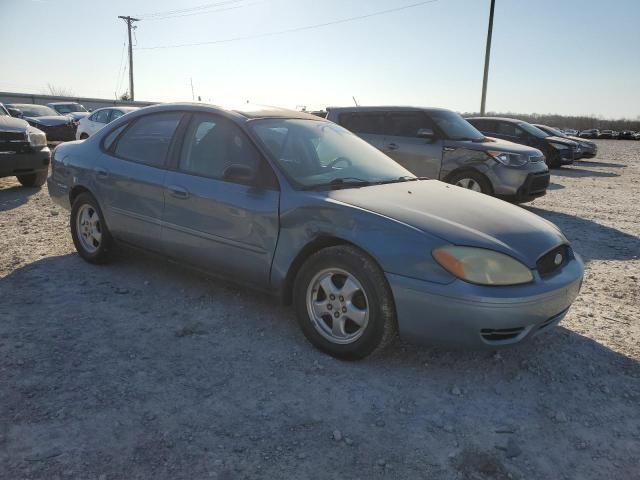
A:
337 112 386 150
381 111 443 179
93 111 183 251
161 112 280 287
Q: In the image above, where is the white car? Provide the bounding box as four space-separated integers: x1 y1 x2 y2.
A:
76 106 138 140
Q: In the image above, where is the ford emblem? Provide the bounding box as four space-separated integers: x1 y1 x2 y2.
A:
554 253 563 265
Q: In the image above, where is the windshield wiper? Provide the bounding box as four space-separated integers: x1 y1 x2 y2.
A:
302 177 374 191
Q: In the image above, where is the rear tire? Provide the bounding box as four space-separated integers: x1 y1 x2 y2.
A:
447 170 493 195
17 170 48 188
293 245 397 360
70 192 114 264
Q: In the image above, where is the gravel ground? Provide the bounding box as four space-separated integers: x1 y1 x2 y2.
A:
1 140 638 480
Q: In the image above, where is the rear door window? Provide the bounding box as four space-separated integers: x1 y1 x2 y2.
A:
95 109 111 124
113 112 183 167
385 112 434 137
340 113 385 135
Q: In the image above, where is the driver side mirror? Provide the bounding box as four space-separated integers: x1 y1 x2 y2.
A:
416 128 435 140
223 164 255 185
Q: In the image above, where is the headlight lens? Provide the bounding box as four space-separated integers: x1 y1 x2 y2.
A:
432 246 534 286
549 142 570 151
486 150 528 167
27 127 47 148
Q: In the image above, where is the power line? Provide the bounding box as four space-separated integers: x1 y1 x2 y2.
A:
141 1 264 22
137 0 244 19
135 0 439 51
114 38 127 98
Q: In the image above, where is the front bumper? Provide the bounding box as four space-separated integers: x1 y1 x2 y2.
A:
0 147 50 177
387 254 584 348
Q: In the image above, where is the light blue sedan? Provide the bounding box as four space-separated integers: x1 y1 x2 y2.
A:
48 103 584 359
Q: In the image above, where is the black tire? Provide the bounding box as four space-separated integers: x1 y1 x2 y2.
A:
447 170 493 195
17 170 47 188
293 245 397 360
70 192 114 264
546 151 562 169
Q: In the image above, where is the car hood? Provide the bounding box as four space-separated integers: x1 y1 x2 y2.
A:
567 135 594 146
24 115 72 126
329 180 566 268
64 112 89 120
547 135 577 147
0 115 29 132
446 136 543 156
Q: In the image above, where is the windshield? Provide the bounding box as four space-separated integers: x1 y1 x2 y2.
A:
12 104 59 117
0 106 7 117
250 119 415 189
518 122 549 139
53 103 87 113
431 110 485 141
538 125 568 138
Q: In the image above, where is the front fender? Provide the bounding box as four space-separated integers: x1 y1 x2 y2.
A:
270 192 456 291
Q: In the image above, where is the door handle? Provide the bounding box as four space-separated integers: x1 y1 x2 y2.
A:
95 167 109 178
387 143 399 150
167 185 190 199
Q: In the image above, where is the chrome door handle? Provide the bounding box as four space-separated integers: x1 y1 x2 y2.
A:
167 185 189 199
95 167 109 178
387 143 399 150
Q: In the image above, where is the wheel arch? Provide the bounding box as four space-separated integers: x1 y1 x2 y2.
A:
69 185 93 206
443 167 494 194
281 235 371 305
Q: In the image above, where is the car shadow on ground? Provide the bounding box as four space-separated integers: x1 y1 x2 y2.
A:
547 182 565 191
0 180 40 212
574 159 626 168
525 206 640 263
551 167 619 178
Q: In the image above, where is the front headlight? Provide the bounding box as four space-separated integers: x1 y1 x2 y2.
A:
486 150 528 167
432 246 534 286
549 142 570 151
27 127 47 148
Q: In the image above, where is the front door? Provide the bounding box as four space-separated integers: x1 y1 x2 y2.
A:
381 111 443 179
161 113 280 287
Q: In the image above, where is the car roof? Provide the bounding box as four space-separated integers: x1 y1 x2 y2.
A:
48 102 81 106
325 106 453 114
128 102 323 121
466 116 525 123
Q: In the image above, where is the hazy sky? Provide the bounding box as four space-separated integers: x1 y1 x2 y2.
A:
2 0 639 118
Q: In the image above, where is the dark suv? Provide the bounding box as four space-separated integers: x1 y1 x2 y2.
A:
327 107 549 203
466 117 579 168
0 104 50 187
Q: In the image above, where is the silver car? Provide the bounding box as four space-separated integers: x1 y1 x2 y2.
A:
48 103 584 359
327 107 550 203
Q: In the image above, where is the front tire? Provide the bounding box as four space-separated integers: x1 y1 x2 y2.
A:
293 246 397 360
546 151 562 169
70 192 113 264
17 171 47 188
448 170 493 195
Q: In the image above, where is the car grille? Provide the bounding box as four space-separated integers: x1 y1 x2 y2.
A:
480 327 526 342
0 131 29 152
537 245 569 277
38 123 76 141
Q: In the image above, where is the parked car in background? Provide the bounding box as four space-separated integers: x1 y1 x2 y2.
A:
466 117 578 168
48 103 584 359
562 129 578 136
6 103 76 142
533 124 597 159
634 132 640 140
617 130 636 140
327 107 549 202
579 129 599 139
0 105 50 187
46 102 90 121
599 130 615 139
76 106 139 140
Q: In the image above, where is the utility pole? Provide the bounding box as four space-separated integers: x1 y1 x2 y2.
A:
118 15 140 101
190 78 195 101
480 0 495 115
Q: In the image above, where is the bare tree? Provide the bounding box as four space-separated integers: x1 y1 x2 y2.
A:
45 83 74 97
